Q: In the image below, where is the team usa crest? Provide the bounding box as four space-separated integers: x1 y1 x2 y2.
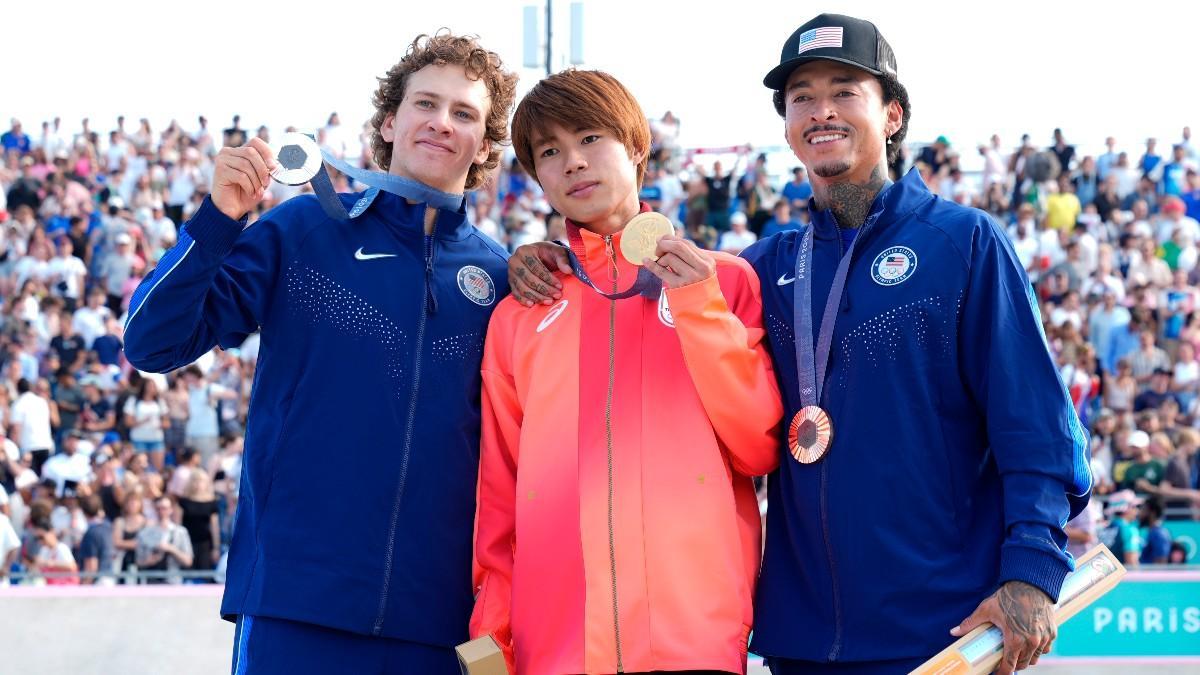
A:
871 246 917 286
457 266 496 306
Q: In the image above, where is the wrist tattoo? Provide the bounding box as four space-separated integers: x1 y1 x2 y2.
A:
997 581 1054 641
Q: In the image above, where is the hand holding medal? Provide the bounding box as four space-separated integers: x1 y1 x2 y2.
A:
628 213 715 289
211 137 279 221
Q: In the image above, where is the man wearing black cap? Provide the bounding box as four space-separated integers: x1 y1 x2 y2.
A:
743 13 1091 675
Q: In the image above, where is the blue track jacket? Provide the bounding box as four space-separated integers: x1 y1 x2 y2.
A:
123 189 509 648
741 169 1091 663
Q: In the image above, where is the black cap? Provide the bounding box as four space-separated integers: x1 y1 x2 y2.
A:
764 14 897 90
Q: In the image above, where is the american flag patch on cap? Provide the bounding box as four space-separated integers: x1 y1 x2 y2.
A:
797 27 843 54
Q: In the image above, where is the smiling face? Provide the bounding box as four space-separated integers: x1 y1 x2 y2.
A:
782 60 901 186
380 64 491 194
530 122 642 234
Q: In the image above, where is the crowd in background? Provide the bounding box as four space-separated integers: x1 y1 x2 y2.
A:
1 111 1197 583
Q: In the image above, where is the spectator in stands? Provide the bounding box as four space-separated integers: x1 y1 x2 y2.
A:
163 375 189 461
1161 145 1189 197
1138 498 1172 564
41 431 91 495
761 200 804 238
112 492 146 579
78 377 116 442
1064 495 1100 559
78 493 115 585
704 159 737 233
717 211 756 254
72 288 111 350
178 467 220 577
167 448 200 498
1120 428 1167 492
1050 128 1076 173
181 365 234 468
1103 489 1144 566
10 378 53 476
135 497 192 584
1130 331 1171 385
1134 367 1177 412
123 377 168 472
780 166 812 209
1140 138 1163 180
0 507 19 586
1146 427 1200 512
1045 173 1081 231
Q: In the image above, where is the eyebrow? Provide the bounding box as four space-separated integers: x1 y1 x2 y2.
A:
410 90 483 116
532 124 600 149
786 75 862 93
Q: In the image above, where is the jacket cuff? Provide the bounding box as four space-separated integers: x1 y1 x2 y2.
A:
664 273 722 315
183 196 248 258
998 545 1072 602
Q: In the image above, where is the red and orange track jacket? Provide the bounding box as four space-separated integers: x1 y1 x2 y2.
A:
471 218 783 674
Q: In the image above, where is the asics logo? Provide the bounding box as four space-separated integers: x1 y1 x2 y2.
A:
536 300 569 333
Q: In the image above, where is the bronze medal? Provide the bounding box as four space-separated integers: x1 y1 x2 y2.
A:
788 405 834 464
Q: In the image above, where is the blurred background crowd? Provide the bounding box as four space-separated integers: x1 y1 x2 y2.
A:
0 111 1196 585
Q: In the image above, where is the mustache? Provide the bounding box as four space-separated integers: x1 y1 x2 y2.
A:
804 125 852 139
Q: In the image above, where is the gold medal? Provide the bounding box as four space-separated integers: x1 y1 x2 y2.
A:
619 212 673 266
788 405 833 463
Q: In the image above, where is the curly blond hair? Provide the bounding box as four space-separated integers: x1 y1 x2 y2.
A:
369 32 518 190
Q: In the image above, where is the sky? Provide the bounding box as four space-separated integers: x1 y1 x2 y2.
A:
6 0 1199 166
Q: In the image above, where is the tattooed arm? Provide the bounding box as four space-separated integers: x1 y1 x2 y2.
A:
507 242 573 306
950 580 1057 674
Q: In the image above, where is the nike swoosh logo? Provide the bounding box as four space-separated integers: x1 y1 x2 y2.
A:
777 274 796 285
355 247 397 261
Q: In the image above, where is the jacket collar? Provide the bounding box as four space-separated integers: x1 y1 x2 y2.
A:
565 201 653 288
371 189 472 240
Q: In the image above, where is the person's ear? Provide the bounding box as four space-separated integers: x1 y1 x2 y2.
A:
473 138 491 166
380 112 396 144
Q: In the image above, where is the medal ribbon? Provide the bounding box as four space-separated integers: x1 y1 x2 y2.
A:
310 150 465 220
561 224 663 301
793 184 892 409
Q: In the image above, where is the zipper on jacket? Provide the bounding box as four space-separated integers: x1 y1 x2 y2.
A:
424 233 439 315
373 229 435 635
603 233 624 673
824 226 846 660
821 460 843 660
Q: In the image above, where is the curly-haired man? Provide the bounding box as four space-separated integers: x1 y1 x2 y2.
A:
124 33 518 673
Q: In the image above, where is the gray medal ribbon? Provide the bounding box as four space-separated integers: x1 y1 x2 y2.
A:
793 199 889 409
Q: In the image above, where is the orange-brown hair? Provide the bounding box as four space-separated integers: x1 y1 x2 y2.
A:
511 69 650 187
369 32 518 190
